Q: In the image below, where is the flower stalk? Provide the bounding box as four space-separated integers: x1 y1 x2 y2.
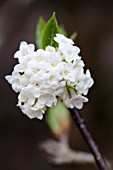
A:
70 108 109 170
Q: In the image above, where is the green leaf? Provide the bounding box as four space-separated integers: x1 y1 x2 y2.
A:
70 31 78 41
42 12 59 49
58 25 67 36
46 100 69 135
36 17 46 49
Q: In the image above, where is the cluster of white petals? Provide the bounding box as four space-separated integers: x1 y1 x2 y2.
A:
5 34 94 119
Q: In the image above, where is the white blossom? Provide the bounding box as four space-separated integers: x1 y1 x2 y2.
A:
38 92 57 107
5 71 29 93
76 69 94 95
14 41 35 58
69 89 88 109
5 33 94 120
54 33 74 45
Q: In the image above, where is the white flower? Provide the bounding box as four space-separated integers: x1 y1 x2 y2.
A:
14 41 35 59
62 62 77 83
18 101 45 119
54 33 74 45
76 69 94 95
38 92 57 107
59 43 80 62
69 89 88 109
46 45 56 53
5 34 94 120
70 94 88 109
18 88 46 119
18 88 35 105
5 71 29 92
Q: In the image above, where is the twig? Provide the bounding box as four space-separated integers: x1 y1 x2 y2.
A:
70 108 110 170
38 137 95 165
38 136 111 168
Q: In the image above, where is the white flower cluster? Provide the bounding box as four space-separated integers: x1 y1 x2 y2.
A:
5 34 94 119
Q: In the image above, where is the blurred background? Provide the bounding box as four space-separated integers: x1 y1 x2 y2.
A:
0 0 113 170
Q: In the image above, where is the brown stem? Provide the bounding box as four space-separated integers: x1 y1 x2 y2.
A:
69 108 109 170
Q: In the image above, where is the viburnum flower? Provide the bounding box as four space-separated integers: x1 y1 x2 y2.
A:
5 34 94 119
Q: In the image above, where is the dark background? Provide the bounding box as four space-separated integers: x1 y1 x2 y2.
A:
0 0 113 170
